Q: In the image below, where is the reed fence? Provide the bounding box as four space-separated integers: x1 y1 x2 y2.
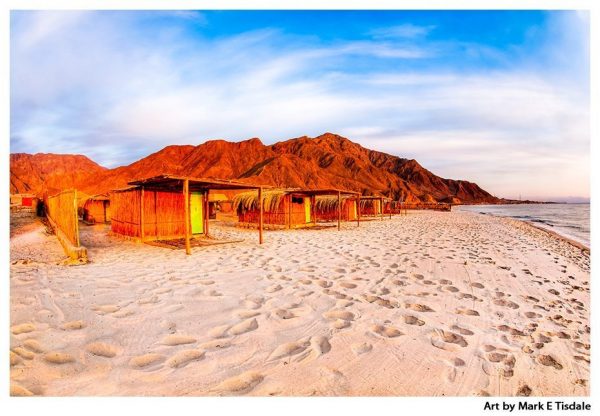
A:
46 189 80 247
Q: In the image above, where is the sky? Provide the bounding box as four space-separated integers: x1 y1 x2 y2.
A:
10 10 590 201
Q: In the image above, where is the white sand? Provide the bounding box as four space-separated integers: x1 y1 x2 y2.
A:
10 211 589 396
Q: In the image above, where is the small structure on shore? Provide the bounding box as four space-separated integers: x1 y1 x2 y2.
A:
110 174 264 254
83 193 111 224
314 195 358 222
10 193 38 209
359 196 392 218
233 188 360 230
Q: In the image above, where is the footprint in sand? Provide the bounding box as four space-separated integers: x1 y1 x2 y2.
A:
12 347 35 360
10 351 22 366
351 342 373 355
430 330 468 350
86 342 117 358
129 353 165 369
138 295 160 305
11 323 35 335
213 371 264 395
93 304 121 314
273 309 295 320
113 310 135 318
470 282 485 289
405 303 435 312
516 384 533 396
161 335 197 346
404 315 425 326
537 354 563 370
167 349 205 368
61 320 85 330
10 384 34 396
229 318 258 335
455 308 480 316
43 352 75 364
310 336 332 355
268 340 310 361
331 319 351 329
451 325 474 336
323 310 355 321
198 280 215 285
235 310 261 319
371 325 403 338
340 282 357 289
266 284 283 293
23 339 45 353
208 325 231 339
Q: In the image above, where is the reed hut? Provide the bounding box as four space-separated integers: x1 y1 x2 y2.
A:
10 193 38 208
314 195 358 222
83 194 110 224
110 174 263 254
360 196 393 219
233 188 360 230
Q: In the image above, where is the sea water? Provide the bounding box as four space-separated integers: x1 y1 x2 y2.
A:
454 203 590 248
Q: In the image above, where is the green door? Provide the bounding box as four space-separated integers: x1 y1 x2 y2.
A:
190 192 204 234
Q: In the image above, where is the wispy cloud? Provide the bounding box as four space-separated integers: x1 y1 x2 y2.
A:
10 11 589 199
368 23 436 39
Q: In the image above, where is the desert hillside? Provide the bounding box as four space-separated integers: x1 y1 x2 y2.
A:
10 133 499 204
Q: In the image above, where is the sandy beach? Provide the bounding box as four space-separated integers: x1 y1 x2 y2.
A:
10 211 590 396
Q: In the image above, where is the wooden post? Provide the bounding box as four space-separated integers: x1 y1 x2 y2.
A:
258 187 263 244
311 195 316 224
74 189 80 247
183 179 191 255
337 191 341 231
140 186 145 241
389 199 392 219
204 189 210 237
380 197 384 220
357 196 361 227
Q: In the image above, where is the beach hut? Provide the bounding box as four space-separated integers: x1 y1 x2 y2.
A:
360 196 393 219
82 194 111 224
233 188 360 231
10 193 38 208
110 174 264 254
314 195 358 222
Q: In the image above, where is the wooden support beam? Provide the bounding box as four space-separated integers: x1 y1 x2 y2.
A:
357 196 361 227
183 179 191 255
311 195 316 224
337 191 341 231
380 197 384 220
140 186 145 241
74 189 80 247
258 187 264 244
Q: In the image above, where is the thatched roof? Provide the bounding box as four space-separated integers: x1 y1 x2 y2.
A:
232 189 288 212
314 195 352 211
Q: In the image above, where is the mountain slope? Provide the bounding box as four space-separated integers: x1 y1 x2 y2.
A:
9 133 499 204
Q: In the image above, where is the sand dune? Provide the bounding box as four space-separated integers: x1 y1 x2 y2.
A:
9 211 590 396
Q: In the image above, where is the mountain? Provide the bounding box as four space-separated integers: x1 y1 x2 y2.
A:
10 153 107 196
9 133 500 204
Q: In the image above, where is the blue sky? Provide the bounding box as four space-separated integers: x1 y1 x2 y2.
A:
10 10 589 200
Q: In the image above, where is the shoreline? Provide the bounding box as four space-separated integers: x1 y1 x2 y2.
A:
454 206 589 252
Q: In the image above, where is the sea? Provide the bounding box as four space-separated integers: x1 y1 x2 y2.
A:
454 203 590 248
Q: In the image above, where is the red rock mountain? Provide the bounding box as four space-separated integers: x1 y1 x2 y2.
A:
10 133 500 204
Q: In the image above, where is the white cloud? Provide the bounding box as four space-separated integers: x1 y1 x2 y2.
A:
10 11 590 199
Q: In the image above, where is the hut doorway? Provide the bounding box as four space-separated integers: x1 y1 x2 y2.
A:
304 198 311 223
190 192 204 234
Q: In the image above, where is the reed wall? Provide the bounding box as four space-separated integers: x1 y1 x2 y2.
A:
46 189 80 247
